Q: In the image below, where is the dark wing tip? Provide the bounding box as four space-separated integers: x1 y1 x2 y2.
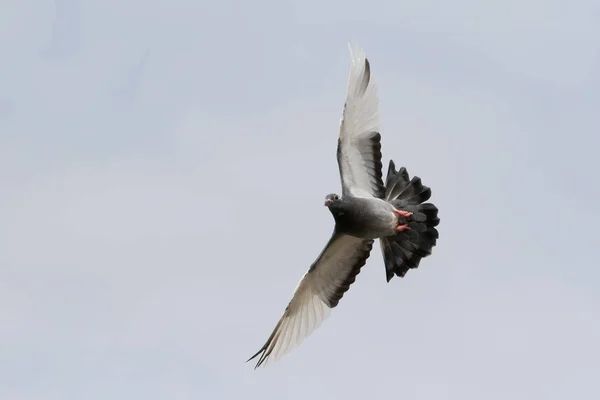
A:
247 343 272 369
359 58 371 96
246 310 287 369
246 346 265 368
246 340 271 369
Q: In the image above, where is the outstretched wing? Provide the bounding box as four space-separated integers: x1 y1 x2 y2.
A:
337 44 385 199
248 231 374 368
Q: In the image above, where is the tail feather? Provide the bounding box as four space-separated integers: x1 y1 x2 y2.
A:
385 160 432 205
380 160 440 282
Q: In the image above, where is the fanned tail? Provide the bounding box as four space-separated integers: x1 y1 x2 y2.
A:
380 160 440 282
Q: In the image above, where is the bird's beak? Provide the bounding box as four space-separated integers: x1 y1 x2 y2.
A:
324 199 332 207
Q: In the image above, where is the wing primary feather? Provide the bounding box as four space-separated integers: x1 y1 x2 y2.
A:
247 317 283 368
337 45 385 198
247 232 373 368
358 58 371 96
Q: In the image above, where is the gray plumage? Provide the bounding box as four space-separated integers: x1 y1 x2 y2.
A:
248 45 440 369
326 195 397 239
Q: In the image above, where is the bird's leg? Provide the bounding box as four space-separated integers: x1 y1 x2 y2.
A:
394 209 412 232
395 224 411 232
394 209 413 218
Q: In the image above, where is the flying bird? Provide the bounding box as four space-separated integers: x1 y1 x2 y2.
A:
248 45 440 368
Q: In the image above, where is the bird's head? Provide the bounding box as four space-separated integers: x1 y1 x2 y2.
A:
324 193 342 208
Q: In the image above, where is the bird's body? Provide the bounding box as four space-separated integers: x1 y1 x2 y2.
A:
248 45 440 368
328 196 398 240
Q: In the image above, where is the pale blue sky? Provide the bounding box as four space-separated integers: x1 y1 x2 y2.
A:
1 1 599 399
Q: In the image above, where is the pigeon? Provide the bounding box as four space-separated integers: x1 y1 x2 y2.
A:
247 45 440 369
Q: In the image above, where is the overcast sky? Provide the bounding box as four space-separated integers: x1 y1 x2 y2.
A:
1 1 599 399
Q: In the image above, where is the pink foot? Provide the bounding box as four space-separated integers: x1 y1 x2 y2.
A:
394 209 413 218
395 224 411 232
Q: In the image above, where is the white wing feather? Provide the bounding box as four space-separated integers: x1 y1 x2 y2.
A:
248 233 373 368
337 44 384 198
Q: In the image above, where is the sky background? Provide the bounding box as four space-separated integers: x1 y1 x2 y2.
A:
1 1 600 399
